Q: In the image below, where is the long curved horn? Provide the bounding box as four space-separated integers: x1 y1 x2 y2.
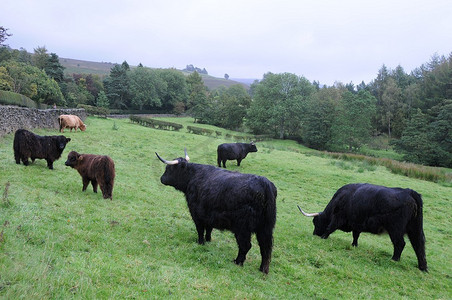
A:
155 152 179 165
184 148 190 161
297 205 320 217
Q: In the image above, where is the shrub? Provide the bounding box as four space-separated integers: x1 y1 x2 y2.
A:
130 115 183 131
0 90 37 108
187 125 213 136
77 104 109 118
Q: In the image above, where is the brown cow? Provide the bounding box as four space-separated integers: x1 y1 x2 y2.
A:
65 151 115 200
58 115 86 133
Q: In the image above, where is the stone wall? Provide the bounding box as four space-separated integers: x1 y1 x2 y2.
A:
0 105 87 137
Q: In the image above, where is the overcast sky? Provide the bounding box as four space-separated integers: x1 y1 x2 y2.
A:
2 0 451 85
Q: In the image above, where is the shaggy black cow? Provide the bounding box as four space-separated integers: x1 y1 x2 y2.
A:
217 142 257 168
65 151 115 200
298 183 428 271
156 149 277 274
13 129 71 169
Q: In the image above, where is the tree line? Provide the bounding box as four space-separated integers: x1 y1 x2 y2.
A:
0 27 451 167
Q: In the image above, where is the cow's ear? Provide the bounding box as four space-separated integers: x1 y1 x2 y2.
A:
67 138 71 142
78 155 83 161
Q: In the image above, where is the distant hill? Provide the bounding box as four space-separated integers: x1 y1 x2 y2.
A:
59 57 250 90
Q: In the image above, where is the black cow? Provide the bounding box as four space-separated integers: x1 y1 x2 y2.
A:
217 142 257 168
298 183 427 271
13 129 71 169
156 149 277 274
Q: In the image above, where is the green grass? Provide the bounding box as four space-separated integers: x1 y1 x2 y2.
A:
1 117 451 298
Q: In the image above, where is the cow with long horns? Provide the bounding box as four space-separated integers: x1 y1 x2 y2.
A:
156 149 277 274
298 183 427 271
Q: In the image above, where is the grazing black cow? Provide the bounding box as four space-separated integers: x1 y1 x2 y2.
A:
156 149 277 274
217 142 257 168
298 183 427 271
13 129 71 169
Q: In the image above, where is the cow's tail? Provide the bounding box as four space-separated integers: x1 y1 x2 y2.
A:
256 179 277 273
102 157 115 200
407 190 428 271
13 130 21 163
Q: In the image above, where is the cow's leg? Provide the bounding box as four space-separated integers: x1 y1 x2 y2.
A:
407 225 428 271
237 158 242 166
205 226 213 242
222 160 227 168
82 178 90 192
352 230 360 247
388 230 406 261
256 228 273 274
217 157 221 168
234 231 252 266
91 180 98 193
194 221 205 245
14 151 20 164
46 159 54 169
99 183 110 199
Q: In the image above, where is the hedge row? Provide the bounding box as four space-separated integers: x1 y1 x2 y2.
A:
77 104 109 118
130 115 183 131
187 125 221 136
0 90 38 108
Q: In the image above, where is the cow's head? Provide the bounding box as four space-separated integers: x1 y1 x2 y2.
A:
55 136 71 151
80 123 87 131
297 205 328 238
248 142 258 153
65 151 81 168
156 148 190 191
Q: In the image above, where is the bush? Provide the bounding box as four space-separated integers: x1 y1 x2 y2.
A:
130 115 183 131
0 90 37 108
77 104 109 118
186 125 214 136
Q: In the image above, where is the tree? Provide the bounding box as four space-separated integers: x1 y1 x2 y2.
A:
0 66 13 90
331 90 376 151
158 68 188 109
45 53 65 83
33 46 49 70
392 109 430 164
0 26 12 46
224 73 229 80
204 84 251 129
302 87 341 150
380 77 402 138
247 72 314 138
186 71 208 122
96 90 109 108
173 101 185 115
128 66 166 110
103 61 131 109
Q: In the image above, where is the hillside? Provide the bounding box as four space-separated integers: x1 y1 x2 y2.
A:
0 117 450 298
59 57 250 90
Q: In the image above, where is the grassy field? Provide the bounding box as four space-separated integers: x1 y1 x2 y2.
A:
0 117 451 299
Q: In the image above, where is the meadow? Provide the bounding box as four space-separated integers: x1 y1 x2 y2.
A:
0 117 451 299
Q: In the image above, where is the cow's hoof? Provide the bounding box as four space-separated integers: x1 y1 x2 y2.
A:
234 259 244 266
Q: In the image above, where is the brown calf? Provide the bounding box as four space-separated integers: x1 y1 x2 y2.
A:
65 151 115 199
